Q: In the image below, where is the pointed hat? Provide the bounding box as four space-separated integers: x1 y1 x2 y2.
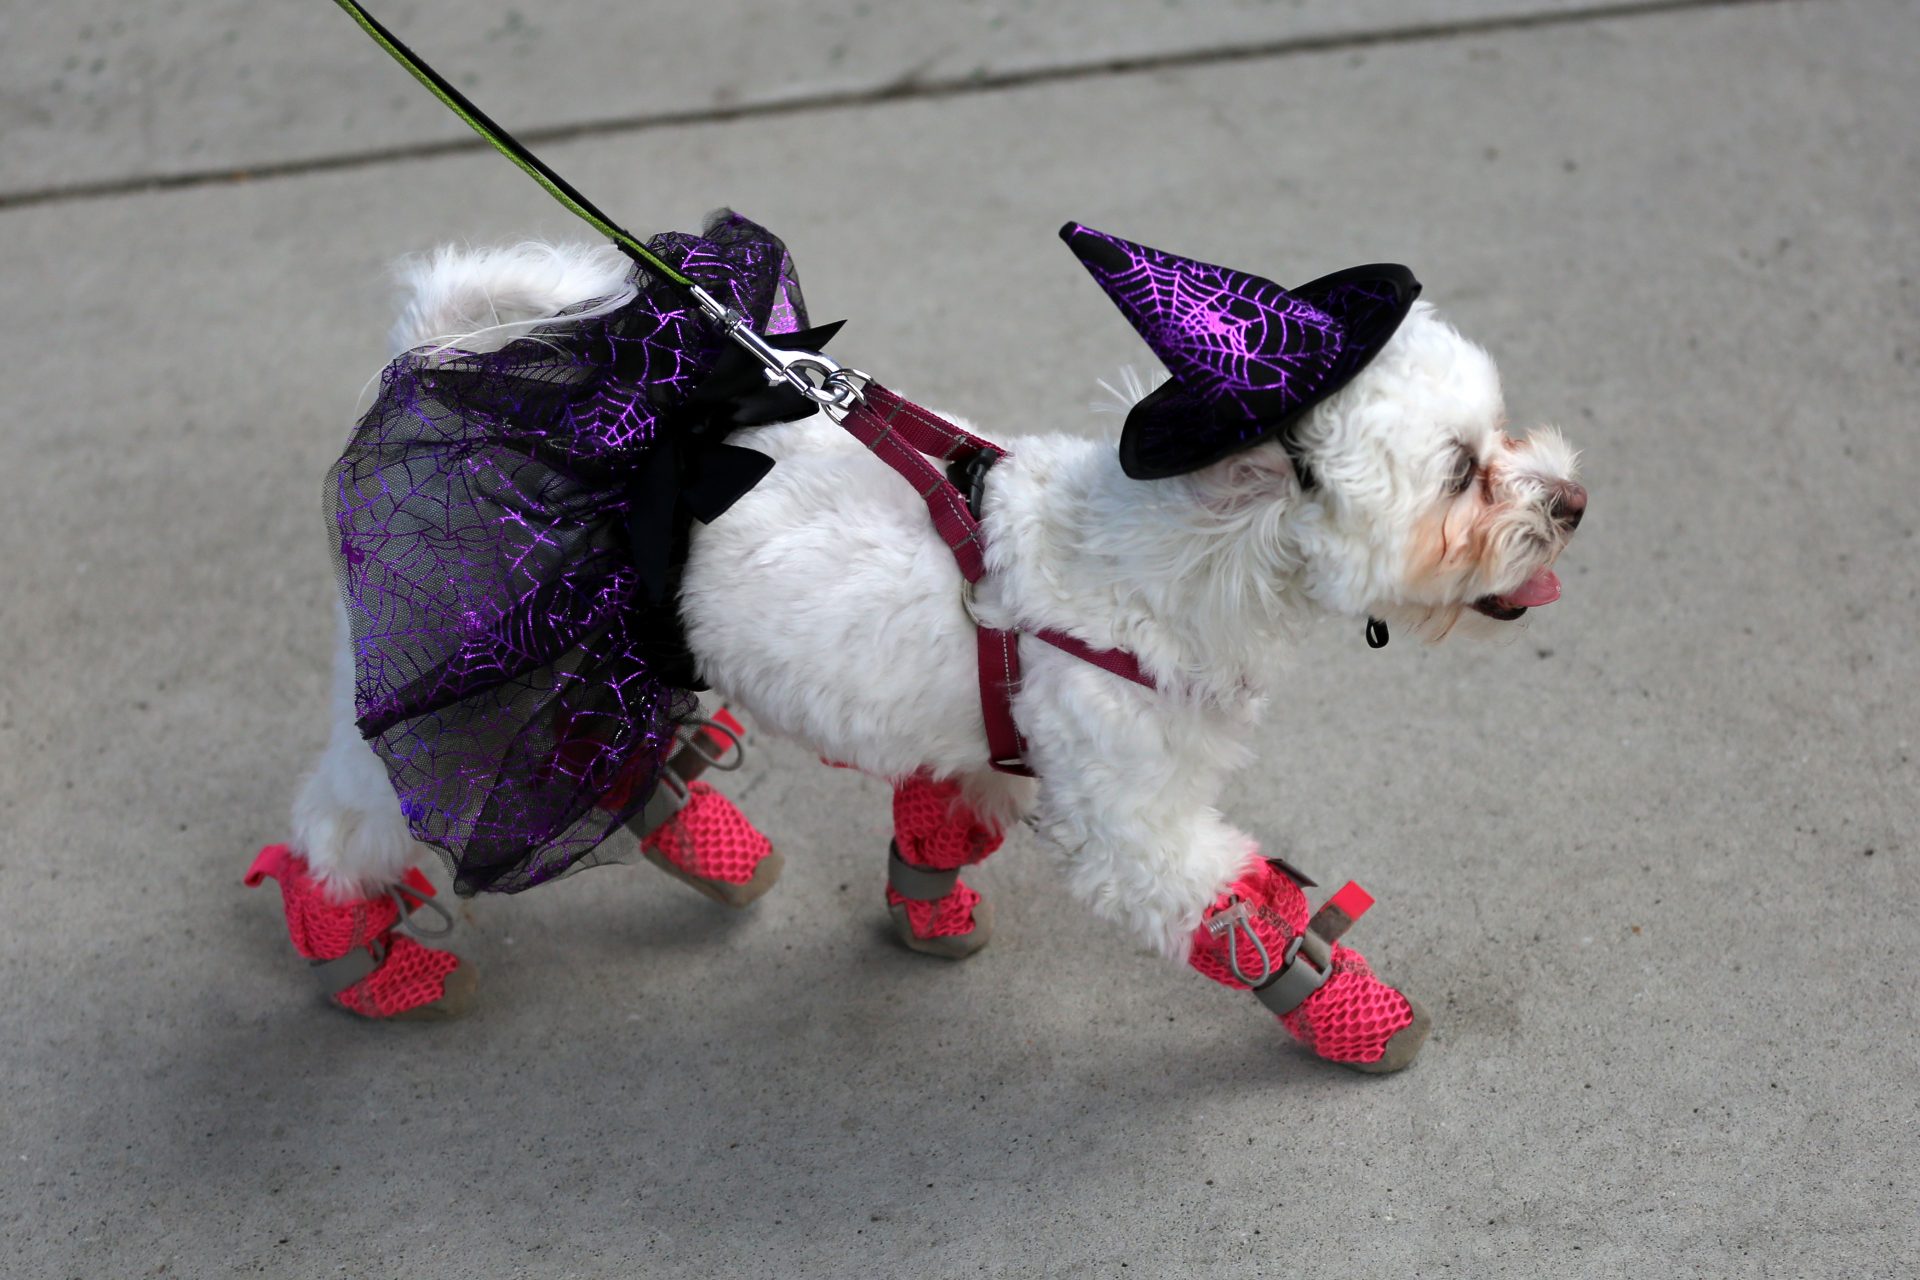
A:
1060 222 1420 481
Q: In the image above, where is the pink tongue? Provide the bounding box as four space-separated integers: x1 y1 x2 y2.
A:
1506 568 1561 607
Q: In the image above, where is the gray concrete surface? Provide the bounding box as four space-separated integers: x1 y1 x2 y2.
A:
3 0 1691 197
2 0 1916 1276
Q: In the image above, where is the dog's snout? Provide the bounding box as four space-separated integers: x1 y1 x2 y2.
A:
1549 481 1586 530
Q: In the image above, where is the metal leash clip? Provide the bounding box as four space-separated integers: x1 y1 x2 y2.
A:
689 284 870 420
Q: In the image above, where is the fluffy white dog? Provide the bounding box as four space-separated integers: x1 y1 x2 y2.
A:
260 223 1581 1071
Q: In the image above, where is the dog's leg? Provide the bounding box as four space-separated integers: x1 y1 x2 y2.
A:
1019 667 1427 1072
1038 776 1430 1072
883 773 1004 959
244 604 474 1019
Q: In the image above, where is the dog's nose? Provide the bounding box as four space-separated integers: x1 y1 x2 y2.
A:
1550 481 1586 530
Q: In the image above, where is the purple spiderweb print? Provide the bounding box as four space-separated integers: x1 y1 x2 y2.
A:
1062 224 1344 429
1061 223 1418 477
328 212 804 894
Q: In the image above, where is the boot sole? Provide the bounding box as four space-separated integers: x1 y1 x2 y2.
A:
644 846 784 909
888 895 993 960
1341 994 1431 1074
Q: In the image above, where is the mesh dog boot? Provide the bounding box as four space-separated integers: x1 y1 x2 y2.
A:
641 781 782 908
245 844 474 1020
623 709 782 908
1189 858 1429 1073
885 775 1001 960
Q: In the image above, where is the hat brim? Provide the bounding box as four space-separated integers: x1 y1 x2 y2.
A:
1118 264 1421 480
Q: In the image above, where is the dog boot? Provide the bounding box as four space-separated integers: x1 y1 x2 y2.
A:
245 844 474 1020
885 775 1001 960
622 709 782 907
640 780 783 908
1189 858 1429 1073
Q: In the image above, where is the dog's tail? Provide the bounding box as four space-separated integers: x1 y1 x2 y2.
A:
387 240 637 357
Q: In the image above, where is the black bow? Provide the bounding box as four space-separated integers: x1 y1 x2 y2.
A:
624 322 845 602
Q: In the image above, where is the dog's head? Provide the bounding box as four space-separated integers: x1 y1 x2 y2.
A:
1061 223 1582 642
1284 301 1583 638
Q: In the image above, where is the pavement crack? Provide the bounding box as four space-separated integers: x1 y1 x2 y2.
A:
0 0 1791 213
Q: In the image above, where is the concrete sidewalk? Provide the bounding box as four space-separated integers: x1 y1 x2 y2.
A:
2 1 1915 1276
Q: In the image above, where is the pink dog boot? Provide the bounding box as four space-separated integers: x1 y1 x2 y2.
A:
640 780 783 908
885 775 1001 960
245 844 475 1021
614 708 783 908
1190 860 1429 1073
886 845 994 960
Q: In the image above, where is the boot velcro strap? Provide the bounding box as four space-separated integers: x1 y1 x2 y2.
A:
307 874 457 995
620 710 749 842
1252 929 1332 1015
623 773 690 842
1243 882 1374 1015
310 946 381 995
887 844 961 901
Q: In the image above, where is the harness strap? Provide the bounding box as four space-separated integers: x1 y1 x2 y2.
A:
837 383 1156 775
976 625 1029 774
1032 627 1156 689
838 383 1001 581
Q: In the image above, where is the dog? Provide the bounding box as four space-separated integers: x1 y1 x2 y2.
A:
250 219 1582 1073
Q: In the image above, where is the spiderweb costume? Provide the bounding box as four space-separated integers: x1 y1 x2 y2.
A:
329 211 831 894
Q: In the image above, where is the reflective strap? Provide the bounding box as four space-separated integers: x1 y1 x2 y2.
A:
1033 627 1156 690
619 707 750 840
623 771 689 841
676 712 748 773
1251 929 1332 1015
887 845 961 901
309 946 380 995
840 385 1161 777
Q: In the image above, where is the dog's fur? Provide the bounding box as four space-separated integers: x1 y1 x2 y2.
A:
295 240 1581 960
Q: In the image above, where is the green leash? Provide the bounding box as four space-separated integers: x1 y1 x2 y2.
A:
331 0 866 412
329 0 692 287
332 0 691 285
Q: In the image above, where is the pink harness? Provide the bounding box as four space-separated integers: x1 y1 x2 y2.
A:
836 383 1157 776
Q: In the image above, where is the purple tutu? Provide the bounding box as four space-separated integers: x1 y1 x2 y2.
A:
328 211 823 894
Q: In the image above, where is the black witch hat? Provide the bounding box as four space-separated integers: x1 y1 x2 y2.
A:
1060 222 1421 482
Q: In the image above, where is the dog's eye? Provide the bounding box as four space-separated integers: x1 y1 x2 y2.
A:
1446 448 1477 496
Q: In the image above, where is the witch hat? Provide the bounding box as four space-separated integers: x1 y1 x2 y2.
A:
1060 222 1421 481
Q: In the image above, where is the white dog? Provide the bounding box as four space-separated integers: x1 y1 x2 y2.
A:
252 219 1581 1073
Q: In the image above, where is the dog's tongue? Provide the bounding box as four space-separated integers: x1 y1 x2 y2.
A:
1506 568 1562 607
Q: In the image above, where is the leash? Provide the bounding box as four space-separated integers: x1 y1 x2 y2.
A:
330 0 866 418
329 0 1156 775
